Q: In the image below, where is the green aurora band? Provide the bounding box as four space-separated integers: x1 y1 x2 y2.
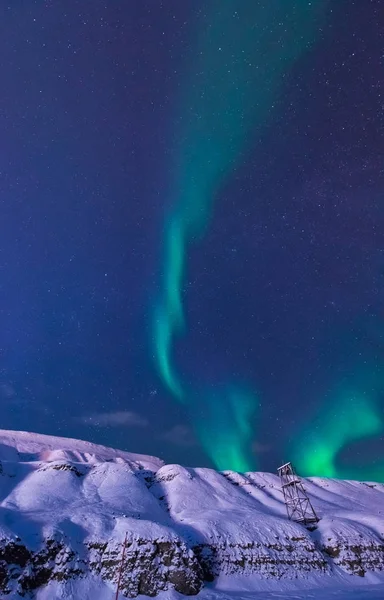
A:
290 368 384 482
195 386 257 473
152 1 329 471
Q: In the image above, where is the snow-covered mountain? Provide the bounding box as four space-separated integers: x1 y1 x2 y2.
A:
0 430 383 599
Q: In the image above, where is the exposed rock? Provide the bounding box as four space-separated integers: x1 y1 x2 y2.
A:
0 531 383 597
323 540 384 577
88 536 203 598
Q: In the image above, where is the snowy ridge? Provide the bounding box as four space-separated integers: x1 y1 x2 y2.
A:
0 429 163 471
0 430 382 599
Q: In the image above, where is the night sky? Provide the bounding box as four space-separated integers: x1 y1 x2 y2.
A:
1 1 383 480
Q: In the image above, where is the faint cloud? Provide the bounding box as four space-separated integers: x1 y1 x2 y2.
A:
252 441 271 455
79 411 149 428
159 425 197 447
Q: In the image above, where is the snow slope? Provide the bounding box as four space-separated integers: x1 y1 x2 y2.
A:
0 430 382 599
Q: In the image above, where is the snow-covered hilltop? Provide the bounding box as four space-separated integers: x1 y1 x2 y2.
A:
0 430 383 599
0 429 163 472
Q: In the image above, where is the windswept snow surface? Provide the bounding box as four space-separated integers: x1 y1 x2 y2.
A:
0 430 382 599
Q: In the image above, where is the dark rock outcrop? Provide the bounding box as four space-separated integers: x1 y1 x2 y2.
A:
0 532 383 597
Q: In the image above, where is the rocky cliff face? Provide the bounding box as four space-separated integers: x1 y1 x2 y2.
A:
0 524 384 598
0 536 204 597
0 528 383 597
0 430 383 598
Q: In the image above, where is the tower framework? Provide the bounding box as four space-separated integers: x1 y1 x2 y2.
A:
277 462 319 525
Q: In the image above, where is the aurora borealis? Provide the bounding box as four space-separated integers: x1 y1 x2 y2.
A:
1 1 383 481
152 0 330 471
293 385 381 478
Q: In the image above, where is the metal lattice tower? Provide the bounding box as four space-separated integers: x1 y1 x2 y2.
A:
277 462 319 526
